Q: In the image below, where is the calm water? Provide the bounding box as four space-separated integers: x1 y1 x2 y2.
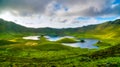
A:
23 36 98 49
45 36 75 41
63 39 98 49
23 36 74 41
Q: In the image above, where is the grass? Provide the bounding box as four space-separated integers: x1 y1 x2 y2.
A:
93 41 111 49
0 35 95 67
0 34 120 67
89 44 120 60
0 40 17 46
56 38 77 43
1 18 120 66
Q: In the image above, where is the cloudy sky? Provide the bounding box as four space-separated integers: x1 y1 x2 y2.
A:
0 0 120 28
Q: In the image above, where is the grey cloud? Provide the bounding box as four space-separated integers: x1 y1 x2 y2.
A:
56 0 118 17
0 0 53 16
0 0 120 17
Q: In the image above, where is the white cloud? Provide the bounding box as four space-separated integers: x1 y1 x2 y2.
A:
0 12 101 28
0 0 120 28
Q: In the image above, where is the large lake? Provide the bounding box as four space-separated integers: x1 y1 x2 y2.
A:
23 36 98 49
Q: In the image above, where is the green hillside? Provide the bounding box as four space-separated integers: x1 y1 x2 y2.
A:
0 18 120 66
1 18 120 44
72 19 120 39
1 18 120 39
0 19 29 33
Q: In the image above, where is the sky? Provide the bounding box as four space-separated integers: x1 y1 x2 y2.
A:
0 0 120 28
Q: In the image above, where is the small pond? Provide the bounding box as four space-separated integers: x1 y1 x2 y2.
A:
23 36 98 49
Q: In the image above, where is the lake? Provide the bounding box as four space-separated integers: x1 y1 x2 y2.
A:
23 36 98 49
63 39 98 49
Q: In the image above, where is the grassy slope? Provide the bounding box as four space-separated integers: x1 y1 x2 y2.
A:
72 19 120 46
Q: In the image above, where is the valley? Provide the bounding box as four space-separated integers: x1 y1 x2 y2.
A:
0 19 120 67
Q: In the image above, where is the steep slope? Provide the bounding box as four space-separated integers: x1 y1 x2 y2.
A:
72 19 120 39
97 19 120 38
0 19 66 36
0 19 29 33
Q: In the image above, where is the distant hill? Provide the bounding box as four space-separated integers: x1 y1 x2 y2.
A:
0 18 77 36
0 19 61 35
77 19 120 39
0 19 29 33
0 18 120 39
